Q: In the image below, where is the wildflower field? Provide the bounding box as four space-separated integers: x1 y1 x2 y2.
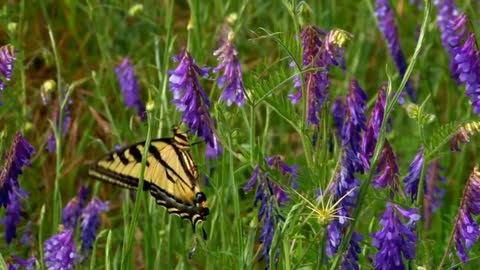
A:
2 0 480 269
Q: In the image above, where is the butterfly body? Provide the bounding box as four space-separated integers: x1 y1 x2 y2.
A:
89 128 209 231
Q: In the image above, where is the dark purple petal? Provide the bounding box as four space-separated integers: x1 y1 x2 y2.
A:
362 86 386 170
168 49 222 158
80 197 109 258
341 232 363 270
403 147 424 201
213 32 245 107
7 255 35 270
423 160 446 229
46 95 73 153
62 185 89 229
372 140 400 198
332 97 345 139
371 203 418 269
114 57 146 120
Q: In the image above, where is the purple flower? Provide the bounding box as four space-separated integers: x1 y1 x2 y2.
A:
326 149 360 257
375 0 416 102
455 33 480 114
2 189 27 243
44 227 76 270
341 232 363 270
266 155 299 190
168 49 222 158
403 147 424 201
453 167 480 262
371 203 420 270
213 32 245 107
80 197 109 257
332 97 345 139
62 185 88 229
46 95 72 153
435 0 463 82
0 44 17 92
288 25 344 125
342 79 368 172
7 255 35 270
114 58 146 120
0 132 35 244
19 222 33 246
423 160 446 229
372 140 400 198
243 163 292 268
362 86 386 170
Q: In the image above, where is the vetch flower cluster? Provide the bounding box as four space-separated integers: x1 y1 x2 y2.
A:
44 226 76 270
362 86 386 169
80 197 109 257
375 0 416 102
168 49 222 158
452 166 480 262
371 203 419 270
0 44 17 98
434 1 480 114
341 78 368 172
331 97 345 139
243 157 298 269
0 132 35 244
288 25 346 126
372 140 400 198
403 147 424 201
114 58 146 120
213 31 245 107
7 255 35 270
62 185 88 229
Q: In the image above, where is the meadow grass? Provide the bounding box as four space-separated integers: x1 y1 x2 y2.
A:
1 0 480 269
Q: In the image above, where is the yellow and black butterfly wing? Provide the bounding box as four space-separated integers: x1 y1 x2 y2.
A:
89 138 200 205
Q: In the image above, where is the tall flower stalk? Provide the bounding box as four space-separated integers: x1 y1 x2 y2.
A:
440 166 480 265
434 1 480 113
288 26 347 126
213 31 245 107
243 157 298 269
114 58 146 120
168 49 222 158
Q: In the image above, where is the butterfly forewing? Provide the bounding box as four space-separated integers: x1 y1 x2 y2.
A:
88 137 199 204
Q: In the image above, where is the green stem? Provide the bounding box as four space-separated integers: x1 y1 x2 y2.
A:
120 111 153 269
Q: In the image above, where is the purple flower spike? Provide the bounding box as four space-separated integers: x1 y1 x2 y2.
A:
114 58 146 120
44 227 76 270
213 32 245 107
326 149 360 257
371 203 419 270
341 232 363 270
80 197 109 257
403 147 424 201
243 161 295 269
454 167 480 262
332 97 345 139
288 25 345 125
0 132 35 244
7 255 35 270
0 44 17 92
375 0 416 102
265 155 299 189
372 140 400 198
455 33 480 114
62 185 88 229
168 49 222 158
362 86 386 169
342 79 368 172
